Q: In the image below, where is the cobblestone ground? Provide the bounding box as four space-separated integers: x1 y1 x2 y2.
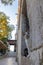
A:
0 57 17 65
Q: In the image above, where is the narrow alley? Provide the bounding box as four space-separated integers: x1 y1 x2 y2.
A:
0 0 43 65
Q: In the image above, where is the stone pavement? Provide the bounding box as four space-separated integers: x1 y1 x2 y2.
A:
7 51 16 57
0 57 17 65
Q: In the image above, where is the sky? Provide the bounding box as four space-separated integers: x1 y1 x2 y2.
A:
0 0 18 40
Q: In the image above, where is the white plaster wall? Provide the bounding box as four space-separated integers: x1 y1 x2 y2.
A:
26 0 42 49
17 29 21 65
26 0 43 65
17 0 43 65
39 0 43 44
22 14 26 33
17 14 23 65
30 48 43 65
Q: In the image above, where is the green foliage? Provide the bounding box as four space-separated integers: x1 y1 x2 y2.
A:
0 12 14 39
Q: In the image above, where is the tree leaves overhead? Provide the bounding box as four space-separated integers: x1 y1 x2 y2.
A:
1 0 15 5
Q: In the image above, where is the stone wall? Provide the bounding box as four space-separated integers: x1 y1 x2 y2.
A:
17 0 43 65
21 0 43 65
26 0 43 49
26 0 43 65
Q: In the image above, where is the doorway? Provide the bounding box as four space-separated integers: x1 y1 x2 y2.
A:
9 45 14 52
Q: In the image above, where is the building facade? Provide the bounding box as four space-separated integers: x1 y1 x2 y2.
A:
17 0 43 65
